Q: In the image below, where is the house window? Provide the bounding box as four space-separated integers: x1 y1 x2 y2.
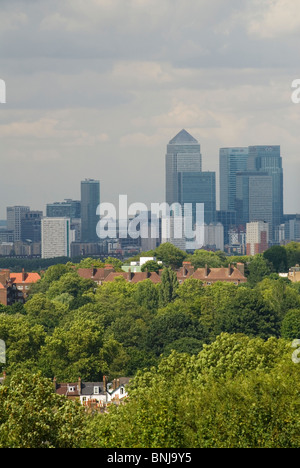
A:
120 387 124 395
94 386 99 394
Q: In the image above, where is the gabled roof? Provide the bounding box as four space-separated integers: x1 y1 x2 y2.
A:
80 382 105 396
169 129 198 145
10 272 41 284
192 266 246 282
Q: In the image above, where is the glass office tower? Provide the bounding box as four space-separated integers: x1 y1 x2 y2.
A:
165 129 202 205
248 146 283 240
219 147 249 212
178 171 216 225
236 171 273 231
80 179 100 243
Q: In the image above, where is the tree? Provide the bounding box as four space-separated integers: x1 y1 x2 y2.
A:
281 309 300 340
263 246 288 273
154 243 187 269
0 314 46 375
221 288 281 339
285 242 300 268
141 260 161 273
159 267 179 307
84 336 299 448
25 293 68 333
39 316 105 381
0 371 85 448
145 310 203 357
188 249 225 268
134 280 160 311
247 254 273 286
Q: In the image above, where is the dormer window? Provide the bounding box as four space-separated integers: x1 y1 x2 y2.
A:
68 386 76 392
94 386 100 394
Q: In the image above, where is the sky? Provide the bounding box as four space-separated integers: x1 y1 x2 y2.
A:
0 0 299 219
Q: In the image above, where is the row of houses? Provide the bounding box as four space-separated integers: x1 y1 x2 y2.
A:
76 261 248 286
54 376 130 411
0 373 130 411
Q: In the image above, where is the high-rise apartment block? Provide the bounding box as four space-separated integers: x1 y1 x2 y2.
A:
41 217 74 259
81 179 100 243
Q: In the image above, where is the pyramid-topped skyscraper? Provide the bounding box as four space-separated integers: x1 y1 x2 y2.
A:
166 129 202 205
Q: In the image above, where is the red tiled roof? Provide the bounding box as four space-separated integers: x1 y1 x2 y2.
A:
10 272 41 284
192 267 246 282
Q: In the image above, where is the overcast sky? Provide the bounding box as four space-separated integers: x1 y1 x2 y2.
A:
0 0 299 218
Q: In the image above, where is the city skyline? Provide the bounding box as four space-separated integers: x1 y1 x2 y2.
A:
0 0 299 219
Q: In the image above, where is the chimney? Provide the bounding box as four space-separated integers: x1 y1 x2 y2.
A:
127 268 133 282
113 379 117 391
2 371 6 381
92 267 97 278
228 264 232 277
236 263 245 277
103 375 107 392
22 268 26 282
204 264 208 277
117 379 120 388
78 377 82 394
53 377 57 391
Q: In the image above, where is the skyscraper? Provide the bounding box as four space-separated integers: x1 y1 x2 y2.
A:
177 171 216 225
80 179 100 243
235 171 273 230
165 129 202 205
219 147 249 212
248 146 283 240
21 211 43 243
7 206 30 242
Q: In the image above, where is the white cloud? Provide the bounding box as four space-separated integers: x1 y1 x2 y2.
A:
245 0 300 38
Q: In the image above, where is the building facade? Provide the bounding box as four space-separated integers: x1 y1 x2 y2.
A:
41 217 73 259
165 129 202 206
219 147 249 212
81 179 100 243
7 206 30 242
248 145 283 240
246 221 269 256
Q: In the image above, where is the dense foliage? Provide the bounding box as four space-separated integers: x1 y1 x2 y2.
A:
0 243 300 448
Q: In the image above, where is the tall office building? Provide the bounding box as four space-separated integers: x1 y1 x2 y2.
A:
166 129 202 205
247 146 283 240
219 147 249 212
235 172 273 230
21 211 43 243
177 171 216 225
46 200 81 219
7 206 30 242
80 179 100 243
41 217 73 259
